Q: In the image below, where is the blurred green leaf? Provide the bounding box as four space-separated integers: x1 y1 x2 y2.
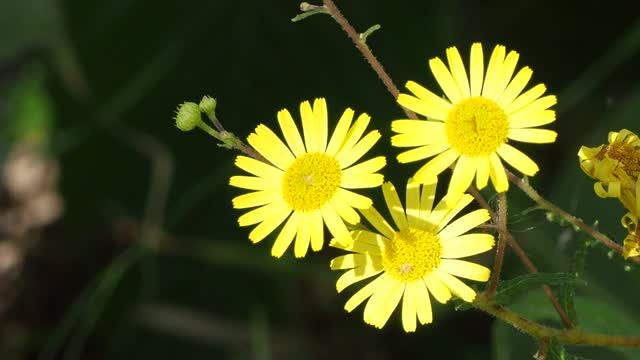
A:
494 273 584 306
4 66 53 144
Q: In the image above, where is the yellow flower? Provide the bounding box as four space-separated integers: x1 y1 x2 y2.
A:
330 178 494 332
230 98 386 258
578 129 640 215
391 43 557 194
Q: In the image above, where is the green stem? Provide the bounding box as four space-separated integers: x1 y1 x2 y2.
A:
506 170 640 264
197 122 267 162
474 293 640 347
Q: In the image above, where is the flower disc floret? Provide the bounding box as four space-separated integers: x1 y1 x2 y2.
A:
282 152 342 211
446 97 509 156
383 228 442 281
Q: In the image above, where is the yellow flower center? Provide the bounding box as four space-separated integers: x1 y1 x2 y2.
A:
382 228 442 281
281 152 342 211
445 97 509 156
607 143 640 177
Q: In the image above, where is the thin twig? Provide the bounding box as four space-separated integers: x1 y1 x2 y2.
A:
322 0 416 119
506 169 640 264
487 192 508 296
468 187 574 328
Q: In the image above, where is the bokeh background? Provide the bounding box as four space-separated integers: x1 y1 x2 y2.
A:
2 0 640 359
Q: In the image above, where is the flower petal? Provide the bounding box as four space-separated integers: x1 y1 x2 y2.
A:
497 143 539 176
321 203 352 244
271 211 301 257
430 57 463 103
248 124 295 170
509 110 556 129
488 152 509 192
309 209 324 252
383 182 408 230
482 45 506 100
508 128 557 143
337 130 381 169
312 98 328 152
229 175 277 191
424 272 451 304
294 212 311 257
475 156 490 189
335 113 371 159
441 233 495 258
359 207 396 240
434 269 476 302
363 275 404 329
401 282 417 332
397 143 451 164
492 50 519 100
238 199 288 227
330 194 360 225
326 108 355 156
344 273 386 312
446 46 470 98
413 148 459 183
336 188 373 209
405 180 421 228
336 263 384 292
470 43 484 97
448 155 477 194
496 66 532 108
405 81 452 118
248 205 292 243
341 156 386 179
411 279 433 325
300 100 321 153
391 120 446 146
508 95 557 124
277 108 306 157
439 259 491 282
438 209 491 240
234 156 283 181
232 190 279 209
505 84 546 114
397 94 448 120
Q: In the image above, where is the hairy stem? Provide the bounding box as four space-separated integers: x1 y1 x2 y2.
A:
322 0 416 119
487 192 508 296
507 170 640 264
475 293 640 347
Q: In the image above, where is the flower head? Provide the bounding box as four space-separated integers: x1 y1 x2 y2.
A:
330 178 494 332
578 129 640 215
230 98 386 258
622 212 640 259
392 43 557 194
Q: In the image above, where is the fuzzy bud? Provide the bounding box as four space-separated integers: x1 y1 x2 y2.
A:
174 102 201 131
199 96 217 116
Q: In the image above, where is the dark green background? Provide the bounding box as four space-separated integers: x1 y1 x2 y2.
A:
2 0 640 359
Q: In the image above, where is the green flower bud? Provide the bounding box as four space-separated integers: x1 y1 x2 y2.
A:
174 102 201 131
199 96 217 116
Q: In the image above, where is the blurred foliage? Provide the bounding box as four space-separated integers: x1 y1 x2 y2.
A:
1 0 640 359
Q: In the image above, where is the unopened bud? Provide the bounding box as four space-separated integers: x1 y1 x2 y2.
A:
174 102 201 131
199 96 217 116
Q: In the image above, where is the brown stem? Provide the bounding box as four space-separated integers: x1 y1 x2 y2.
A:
506 170 640 264
321 0 416 119
487 192 508 296
468 187 574 328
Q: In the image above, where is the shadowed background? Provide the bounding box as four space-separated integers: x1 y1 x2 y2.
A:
1 0 640 359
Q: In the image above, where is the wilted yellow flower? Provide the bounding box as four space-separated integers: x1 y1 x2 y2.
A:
330 178 494 332
578 129 640 215
392 43 557 194
230 98 386 258
622 212 640 259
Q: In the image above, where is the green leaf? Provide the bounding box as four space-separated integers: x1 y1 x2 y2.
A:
492 292 640 359
494 272 585 305
557 236 592 325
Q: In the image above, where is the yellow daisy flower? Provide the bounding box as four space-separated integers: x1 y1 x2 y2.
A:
330 177 494 332
230 98 386 258
392 42 557 193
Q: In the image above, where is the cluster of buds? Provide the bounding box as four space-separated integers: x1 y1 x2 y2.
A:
578 129 640 258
